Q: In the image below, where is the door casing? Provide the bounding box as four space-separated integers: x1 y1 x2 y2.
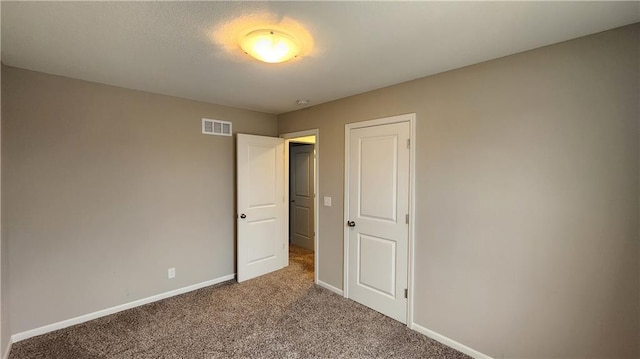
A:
343 114 416 327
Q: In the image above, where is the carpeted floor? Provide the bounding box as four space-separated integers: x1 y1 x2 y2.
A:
9 245 470 358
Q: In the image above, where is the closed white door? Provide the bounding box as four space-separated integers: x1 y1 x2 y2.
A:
237 134 285 282
289 144 315 251
347 121 410 323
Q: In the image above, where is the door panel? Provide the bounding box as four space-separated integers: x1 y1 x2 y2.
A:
359 135 398 222
347 121 410 323
237 134 285 282
247 144 278 207
294 206 310 237
247 218 277 263
294 152 311 196
289 144 315 251
358 233 396 297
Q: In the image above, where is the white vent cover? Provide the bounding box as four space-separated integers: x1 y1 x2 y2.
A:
202 118 232 136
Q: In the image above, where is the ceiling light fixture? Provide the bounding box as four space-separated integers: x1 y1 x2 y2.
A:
240 29 300 64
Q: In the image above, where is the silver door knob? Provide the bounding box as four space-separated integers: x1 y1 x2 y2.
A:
347 221 356 227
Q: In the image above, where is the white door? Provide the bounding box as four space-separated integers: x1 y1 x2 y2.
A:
289 144 315 251
237 134 285 282
347 121 410 323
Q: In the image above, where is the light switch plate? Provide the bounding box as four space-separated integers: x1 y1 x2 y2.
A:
323 196 332 207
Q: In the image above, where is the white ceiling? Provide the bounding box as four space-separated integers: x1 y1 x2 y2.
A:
2 1 639 114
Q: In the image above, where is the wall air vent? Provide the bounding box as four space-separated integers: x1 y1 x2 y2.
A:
202 118 232 136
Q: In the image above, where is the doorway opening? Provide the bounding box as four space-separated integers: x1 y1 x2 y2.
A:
281 130 319 284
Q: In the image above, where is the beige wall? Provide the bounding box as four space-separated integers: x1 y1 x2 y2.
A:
0 2 9 353
1 66 277 334
279 24 640 358
0 1 10 352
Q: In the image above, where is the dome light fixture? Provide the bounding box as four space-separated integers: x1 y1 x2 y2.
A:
240 29 300 64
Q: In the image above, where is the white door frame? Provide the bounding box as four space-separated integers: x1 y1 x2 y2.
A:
343 113 416 327
280 129 320 285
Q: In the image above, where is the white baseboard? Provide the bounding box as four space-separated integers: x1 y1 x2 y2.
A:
11 274 235 343
316 280 343 296
2 340 11 359
411 322 493 359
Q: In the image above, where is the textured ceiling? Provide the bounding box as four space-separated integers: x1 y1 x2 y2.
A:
2 1 639 114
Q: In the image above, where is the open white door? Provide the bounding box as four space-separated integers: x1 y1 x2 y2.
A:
237 134 285 282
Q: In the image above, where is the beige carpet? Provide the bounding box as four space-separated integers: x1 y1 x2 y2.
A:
9 245 470 358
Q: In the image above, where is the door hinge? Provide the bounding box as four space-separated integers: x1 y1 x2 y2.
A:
406 139 410 149
404 288 408 298
405 214 409 224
